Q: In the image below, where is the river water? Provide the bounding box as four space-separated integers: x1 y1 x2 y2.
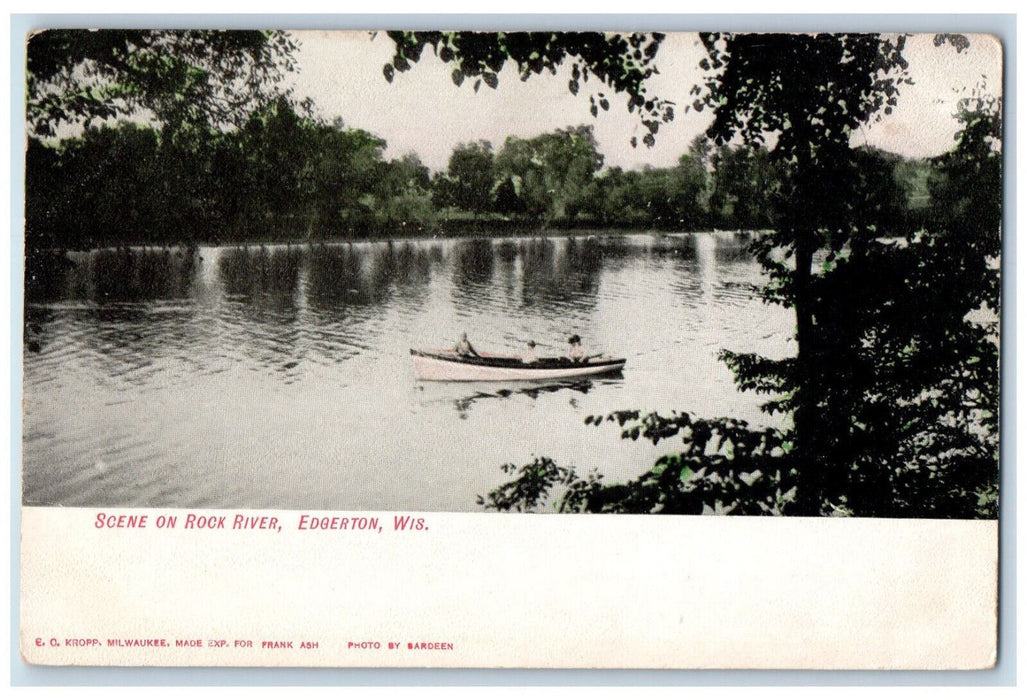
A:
22 233 794 511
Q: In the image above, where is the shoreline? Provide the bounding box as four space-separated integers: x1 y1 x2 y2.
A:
32 226 758 254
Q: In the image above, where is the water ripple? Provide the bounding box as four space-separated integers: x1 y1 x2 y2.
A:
23 233 785 509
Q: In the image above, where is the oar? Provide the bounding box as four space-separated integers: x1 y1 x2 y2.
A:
514 339 606 361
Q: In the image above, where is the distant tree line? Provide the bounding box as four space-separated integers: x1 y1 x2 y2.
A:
26 97 435 249
27 104 952 251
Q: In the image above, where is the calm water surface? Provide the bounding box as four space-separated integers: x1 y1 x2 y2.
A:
23 233 793 510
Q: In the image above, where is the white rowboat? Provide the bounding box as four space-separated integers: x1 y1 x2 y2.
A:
410 349 626 382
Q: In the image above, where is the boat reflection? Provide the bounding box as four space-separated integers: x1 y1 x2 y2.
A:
442 373 624 419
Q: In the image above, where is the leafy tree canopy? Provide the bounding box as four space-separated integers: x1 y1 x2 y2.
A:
494 125 604 222
27 29 297 137
382 31 673 147
437 140 495 216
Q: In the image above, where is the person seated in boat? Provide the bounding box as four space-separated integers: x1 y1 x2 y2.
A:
454 332 479 357
567 334 587 363
522 340 539 364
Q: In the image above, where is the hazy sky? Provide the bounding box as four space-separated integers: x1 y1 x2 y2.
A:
287 31 1003 172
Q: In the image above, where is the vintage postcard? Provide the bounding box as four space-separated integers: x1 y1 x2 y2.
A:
18 28 1001 669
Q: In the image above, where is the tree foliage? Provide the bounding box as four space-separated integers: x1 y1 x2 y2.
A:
435 140 495 216
493 125 604 222
707 144 780 229
27 29 297 137
382 31 673 147
30 113 879 251
24 99 429 252
481 412 797 515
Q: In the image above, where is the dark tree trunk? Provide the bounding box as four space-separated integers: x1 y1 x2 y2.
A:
792 228 820 515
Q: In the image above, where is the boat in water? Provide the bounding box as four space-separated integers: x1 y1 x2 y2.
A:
410 349 626 382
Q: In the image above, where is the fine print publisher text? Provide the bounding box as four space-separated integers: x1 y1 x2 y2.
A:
32 636 455 654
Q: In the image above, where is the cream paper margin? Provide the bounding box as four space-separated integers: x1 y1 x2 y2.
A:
20 507 997 669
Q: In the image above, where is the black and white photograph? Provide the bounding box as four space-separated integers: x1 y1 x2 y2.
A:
23 29 1001 517
16 24 1004 670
